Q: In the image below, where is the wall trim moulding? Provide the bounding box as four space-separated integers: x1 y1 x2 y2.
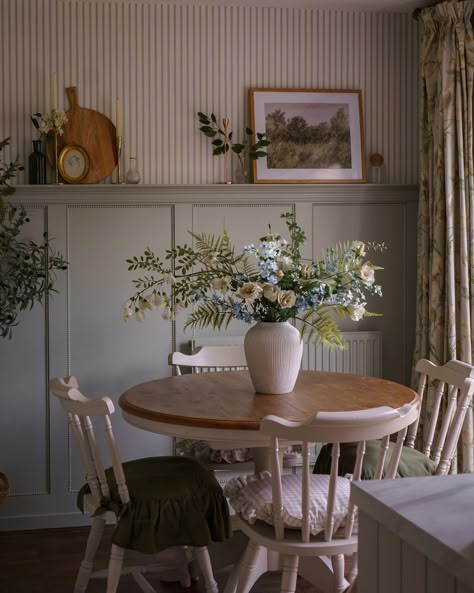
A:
14 184 419 205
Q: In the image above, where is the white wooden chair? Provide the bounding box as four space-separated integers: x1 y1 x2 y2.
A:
406 358 474 475
50 375 230 593
224 403 419 593
169 345 252 465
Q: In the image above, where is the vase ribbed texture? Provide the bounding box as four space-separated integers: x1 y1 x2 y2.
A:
244 321 303 394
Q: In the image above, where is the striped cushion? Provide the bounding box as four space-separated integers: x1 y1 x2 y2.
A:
224 471 351 536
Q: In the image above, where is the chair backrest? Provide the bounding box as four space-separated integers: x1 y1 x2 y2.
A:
261 403 419 543
406 359 474 475
169 345 247 375
50 376 129 506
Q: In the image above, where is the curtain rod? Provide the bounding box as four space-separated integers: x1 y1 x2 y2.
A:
412 0 462 20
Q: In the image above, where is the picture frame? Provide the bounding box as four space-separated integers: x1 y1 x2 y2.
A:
58 144 90 183
249 88 366 184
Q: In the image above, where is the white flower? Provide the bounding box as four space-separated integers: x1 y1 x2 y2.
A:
212 276 232 293
162 307 174 320
162 272 176 285
348 305 366 321
359 265 375 286
277 290 296 308
237 282 263 301
206 252 219 266
123 307 133 321
262 283 280 302
355 241 366 257
277 256 294 272
135 310 145 322
151 293 165 307
139 298 153 311
174 302 183 313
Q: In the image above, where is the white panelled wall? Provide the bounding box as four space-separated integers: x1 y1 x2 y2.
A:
1 0 420 530
2 0 419 184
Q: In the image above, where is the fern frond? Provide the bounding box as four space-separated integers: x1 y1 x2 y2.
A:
298 306 347 349
184 302 234 331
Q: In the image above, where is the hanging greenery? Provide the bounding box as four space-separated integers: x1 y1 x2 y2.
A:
0 137 68 338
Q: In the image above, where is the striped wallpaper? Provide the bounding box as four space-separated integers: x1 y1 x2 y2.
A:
1 0 420 185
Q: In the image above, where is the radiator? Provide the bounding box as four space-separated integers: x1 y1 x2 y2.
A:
192 330 382 378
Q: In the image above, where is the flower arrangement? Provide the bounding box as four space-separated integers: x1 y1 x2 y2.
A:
125 213 384 348
31 110 68 138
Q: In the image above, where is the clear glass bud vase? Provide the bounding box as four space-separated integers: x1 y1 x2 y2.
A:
126 157 141 184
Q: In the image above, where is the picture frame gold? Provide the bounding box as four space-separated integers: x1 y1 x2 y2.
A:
249 88 366 184
58 144 90 183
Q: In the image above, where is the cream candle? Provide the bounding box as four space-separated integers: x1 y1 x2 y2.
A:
52 72 57 111
115 98 121 136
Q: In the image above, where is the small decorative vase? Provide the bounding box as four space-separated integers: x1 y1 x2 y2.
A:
28 140 47 184
244 321 303 394
126 157 141 184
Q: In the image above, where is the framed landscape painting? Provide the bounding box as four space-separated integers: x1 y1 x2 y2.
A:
249 88 366 183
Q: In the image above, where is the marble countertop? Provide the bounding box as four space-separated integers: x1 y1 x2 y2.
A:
351 474 474 589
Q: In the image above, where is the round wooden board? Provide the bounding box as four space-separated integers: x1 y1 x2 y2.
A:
47 87 117 184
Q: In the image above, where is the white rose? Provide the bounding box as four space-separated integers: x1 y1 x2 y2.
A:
349 305 365 321
359 264 375 286
277 290 296 309
237 282 263 301
212 276 232 293
262 283 280 302
277 256 294 272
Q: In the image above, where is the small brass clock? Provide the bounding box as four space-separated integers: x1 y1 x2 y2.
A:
58 144 90 183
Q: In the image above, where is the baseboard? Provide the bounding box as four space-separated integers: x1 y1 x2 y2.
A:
0 510 90 532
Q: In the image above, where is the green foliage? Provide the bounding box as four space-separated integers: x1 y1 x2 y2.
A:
0 138 68 338
125 211 385 350
197 111 270 174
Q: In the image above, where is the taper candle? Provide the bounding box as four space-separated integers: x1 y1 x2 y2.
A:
52 72 57 111
115 98 121 136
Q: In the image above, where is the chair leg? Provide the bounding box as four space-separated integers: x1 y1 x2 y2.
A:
331 554 346 593
280 554 299 593
347 553 358 584
176 546 192 588
192 546 218 593
74 516 106 593
185 546 200 581
235 540 264 593
106 544 125 593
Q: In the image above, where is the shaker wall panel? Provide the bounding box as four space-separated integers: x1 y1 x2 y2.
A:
2 0 419 184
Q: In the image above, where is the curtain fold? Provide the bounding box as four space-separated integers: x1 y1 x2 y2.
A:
415 0 474 472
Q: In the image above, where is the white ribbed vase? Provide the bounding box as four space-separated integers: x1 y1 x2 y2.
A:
244 321 303 394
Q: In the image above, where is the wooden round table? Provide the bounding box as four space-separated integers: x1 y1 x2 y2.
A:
119 369 418 450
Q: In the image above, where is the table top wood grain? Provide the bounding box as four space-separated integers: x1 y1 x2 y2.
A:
119 370 418 431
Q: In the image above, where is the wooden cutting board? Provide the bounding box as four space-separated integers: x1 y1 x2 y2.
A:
48 87 117 183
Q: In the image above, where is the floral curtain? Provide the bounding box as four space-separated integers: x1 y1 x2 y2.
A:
415 0 474 472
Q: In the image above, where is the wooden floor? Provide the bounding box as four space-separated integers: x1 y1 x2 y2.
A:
0 525 334 593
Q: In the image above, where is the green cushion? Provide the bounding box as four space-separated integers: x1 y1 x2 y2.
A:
314 441 438 479
78 456 231 554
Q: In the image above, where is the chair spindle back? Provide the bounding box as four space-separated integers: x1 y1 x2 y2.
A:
261 404 419 543
50 376 129 506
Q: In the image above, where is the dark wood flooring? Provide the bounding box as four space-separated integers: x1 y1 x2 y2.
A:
0 526 338 593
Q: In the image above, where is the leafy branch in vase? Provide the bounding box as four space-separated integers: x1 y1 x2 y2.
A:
197 111 270 179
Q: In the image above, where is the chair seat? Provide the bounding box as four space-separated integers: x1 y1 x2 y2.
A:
224 471 351 536
314 441 437 479
78 455 231 554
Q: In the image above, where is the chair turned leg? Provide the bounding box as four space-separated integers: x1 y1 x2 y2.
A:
106 544 125 593
331 554 346 593
280 554 299 593
185 546 200 581
347 553 358 584
177 546 192 588
235 540 263 593
74 516 105 593
192 547 218 593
